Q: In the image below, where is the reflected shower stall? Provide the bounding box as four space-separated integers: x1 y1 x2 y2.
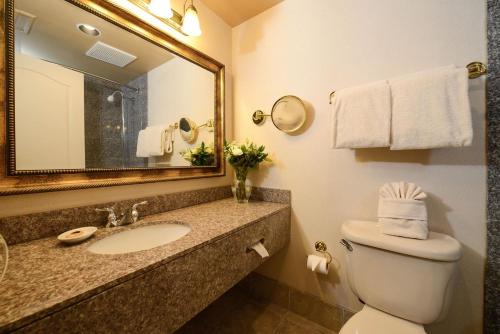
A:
84 74 148 169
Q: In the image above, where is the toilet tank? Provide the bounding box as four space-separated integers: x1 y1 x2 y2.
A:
341 220 461 325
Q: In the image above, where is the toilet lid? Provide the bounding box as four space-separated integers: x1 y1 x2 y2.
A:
341 220 461 261
340 305 426 334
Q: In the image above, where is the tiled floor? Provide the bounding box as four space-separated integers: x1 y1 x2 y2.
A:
176 288 337 334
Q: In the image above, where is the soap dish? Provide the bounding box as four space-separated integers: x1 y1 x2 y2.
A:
58 227 98 244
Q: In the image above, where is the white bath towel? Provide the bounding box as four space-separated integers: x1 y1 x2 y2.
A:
135 126 165 158
377 182 429 240
389 65 473 150
378 218 429 240
331 80 391 148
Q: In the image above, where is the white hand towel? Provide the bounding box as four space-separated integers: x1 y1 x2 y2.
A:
146 125 166 156
331 80 391 148
389 65 473 150
377 182 429 239
136 129 149 158
135 126 166 157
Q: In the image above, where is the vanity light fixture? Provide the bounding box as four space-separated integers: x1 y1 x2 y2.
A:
181 0 202 37
77 23 101 37
148 0 173 19
129 0 202 37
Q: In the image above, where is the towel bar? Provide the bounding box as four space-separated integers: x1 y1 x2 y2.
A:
328 61 487 104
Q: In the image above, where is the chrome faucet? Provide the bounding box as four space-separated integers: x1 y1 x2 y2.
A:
130 201 148 224
95 207 123 228
95 201 148 228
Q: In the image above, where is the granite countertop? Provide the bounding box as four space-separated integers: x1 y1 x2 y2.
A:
0 199 289 332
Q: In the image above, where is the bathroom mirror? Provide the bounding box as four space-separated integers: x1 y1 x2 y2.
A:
0 0 225 194
271 95 306 133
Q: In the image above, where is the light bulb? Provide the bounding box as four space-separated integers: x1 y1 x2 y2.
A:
148 0 173 19
181 4 201 36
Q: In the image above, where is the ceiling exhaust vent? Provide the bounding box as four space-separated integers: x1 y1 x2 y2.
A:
15 9 37 34
85 41 137 68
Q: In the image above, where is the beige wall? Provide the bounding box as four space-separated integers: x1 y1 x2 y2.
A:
232 1 486 334
0 0 233 217
147 57 215 167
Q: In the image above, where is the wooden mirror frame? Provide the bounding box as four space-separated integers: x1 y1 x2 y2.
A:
0 0 225 195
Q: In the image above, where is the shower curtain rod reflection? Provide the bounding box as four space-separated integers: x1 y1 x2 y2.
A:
41 58 141 94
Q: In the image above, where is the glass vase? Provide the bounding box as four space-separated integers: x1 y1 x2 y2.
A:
232 168 251 203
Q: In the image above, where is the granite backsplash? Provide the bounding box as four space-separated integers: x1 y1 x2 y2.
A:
0 186 291 246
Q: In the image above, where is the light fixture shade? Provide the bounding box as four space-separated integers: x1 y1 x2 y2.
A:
181 5 202 36
149 0 173 19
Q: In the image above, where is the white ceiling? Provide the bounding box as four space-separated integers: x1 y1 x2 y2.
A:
200 0 284 27
15 0 174 84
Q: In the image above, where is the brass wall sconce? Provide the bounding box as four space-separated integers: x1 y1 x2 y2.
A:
129 0 202 36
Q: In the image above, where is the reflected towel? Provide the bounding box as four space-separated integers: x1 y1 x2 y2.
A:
136 129 149 158
135 126 165 157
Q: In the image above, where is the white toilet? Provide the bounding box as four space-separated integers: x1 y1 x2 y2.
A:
339 220 462 334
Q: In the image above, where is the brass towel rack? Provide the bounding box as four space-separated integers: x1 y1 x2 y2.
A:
329 61 487 104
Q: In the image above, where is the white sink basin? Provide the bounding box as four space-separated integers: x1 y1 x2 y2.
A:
88 222 191 255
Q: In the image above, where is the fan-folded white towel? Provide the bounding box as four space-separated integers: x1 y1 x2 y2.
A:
331 80 391 148
377 182 429 239
389 65 473 150
378 218 429 240
135 126 165 157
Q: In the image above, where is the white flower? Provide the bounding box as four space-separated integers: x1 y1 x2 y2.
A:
191 147 200 154
182 150 192 160
206 146 213 154
232 147 243 156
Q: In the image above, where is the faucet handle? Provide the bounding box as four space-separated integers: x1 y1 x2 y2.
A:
131 201 148 223
95 207 119 228
132 201 148 210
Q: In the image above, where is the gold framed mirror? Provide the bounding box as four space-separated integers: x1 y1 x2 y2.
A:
0 0 225 195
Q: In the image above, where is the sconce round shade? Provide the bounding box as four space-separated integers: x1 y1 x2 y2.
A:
181 5 202 36
149 0 173 19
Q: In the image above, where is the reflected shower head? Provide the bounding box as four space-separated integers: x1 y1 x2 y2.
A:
107 91 123 103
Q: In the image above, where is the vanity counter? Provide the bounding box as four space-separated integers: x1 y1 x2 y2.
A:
0 198 290 333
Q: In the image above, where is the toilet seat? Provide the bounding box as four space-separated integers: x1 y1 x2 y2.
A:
339 305 426 334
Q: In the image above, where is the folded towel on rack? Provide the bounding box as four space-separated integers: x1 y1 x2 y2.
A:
377 182 429 239
389 65 473 150
135 125 166 157
331 80 391 148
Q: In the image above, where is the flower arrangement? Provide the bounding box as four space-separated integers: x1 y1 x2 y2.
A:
224 140 270 203
180 142 215 166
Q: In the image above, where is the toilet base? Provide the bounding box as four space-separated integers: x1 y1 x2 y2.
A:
339 305 426 334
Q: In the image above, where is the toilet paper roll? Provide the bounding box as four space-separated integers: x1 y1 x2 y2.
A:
250 242 269 259
307 254 329 274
